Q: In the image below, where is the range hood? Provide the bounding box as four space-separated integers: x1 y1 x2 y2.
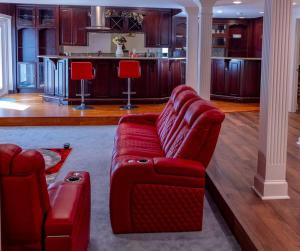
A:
86 6 111 31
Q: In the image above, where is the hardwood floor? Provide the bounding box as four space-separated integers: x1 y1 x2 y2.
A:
0 94 259 126
207 112 300 251
2 93 299 250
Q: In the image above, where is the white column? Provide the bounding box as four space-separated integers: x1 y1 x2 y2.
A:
185 7 199 90
288 15 299 113
198 0 216 100
253 0 293 200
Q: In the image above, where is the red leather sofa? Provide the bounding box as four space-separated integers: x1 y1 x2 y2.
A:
0 144 91 251
110 85 225 234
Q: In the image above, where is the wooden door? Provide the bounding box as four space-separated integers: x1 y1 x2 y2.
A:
253 18 263 58
92 60 111 98
72 8 89 46
59 7 72 45
227 60 241 96
211 59 226 95
159 11 172 47
16 6 36 27
109 60 126 98
158 59 170 97
170 60 182 92
173 17 186 48
143 11 160 47
228 24 248 57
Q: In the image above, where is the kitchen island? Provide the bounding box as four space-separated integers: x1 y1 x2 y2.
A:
39 55 186 105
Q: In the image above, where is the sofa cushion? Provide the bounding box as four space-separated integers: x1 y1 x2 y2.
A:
116 123 158 140
164 100 225 166
156 90 198 150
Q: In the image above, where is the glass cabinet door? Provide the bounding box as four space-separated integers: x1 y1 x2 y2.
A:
37 7 56 27
17 62 36 88
38 62 45 88
17 7 35 27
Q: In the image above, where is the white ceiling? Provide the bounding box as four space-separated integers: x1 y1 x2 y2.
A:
0 0 197 8
214 0 264 18
214 0 300 18
2 0 300 18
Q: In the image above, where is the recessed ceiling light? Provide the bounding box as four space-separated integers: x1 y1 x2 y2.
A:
233 1 242 4
293 2 297 5
259 11 264 14
217 10 224 14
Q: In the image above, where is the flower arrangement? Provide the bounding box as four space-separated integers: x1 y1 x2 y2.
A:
112 35 127 45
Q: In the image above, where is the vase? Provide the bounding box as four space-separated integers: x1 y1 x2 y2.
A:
116 44 124 57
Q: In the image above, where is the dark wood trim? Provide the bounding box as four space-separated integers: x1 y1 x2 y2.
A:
206 175 258 251
42 95 170 105
211 94 260 103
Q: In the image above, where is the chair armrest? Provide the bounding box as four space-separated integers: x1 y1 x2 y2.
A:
118 113 159 125
153 157 205 178
45 171 91 236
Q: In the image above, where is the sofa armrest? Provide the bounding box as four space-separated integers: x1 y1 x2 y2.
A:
45 171 91 237
118 113 159 125
110 158 205 233
153 157 205 178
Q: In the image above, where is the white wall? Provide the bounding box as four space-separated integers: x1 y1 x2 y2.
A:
62 32 151 54
62 32 112 53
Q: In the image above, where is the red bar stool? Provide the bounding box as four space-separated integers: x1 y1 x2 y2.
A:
71 62 95 110
118 60 141 110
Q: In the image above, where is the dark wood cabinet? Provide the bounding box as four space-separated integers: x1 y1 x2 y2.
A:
227 60 241 96
211 58 261 102
16 6 36 27
0 3 15 15
16 5 59 92
42 57 185 104
172 17 186 48
212 18 263 58
73 8 89 46
16 5 58 28
59 7 89 46
158 59 184 97
59 7 72 45
228 24 248 57
144 10 172 48
159 11 172 47
211 59 226 95
252 18 263 58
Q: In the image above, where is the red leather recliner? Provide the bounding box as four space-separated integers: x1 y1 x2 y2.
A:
110 85 225 234
0 144 91 251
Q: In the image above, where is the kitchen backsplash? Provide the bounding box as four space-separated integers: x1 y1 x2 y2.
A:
62 32 161 54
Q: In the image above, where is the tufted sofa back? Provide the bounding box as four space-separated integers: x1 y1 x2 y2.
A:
0 144 50 251
157 86 225 167
156 89 198 150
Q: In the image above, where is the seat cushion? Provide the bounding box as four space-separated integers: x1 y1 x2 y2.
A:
116 123 158 140
113 135 164 159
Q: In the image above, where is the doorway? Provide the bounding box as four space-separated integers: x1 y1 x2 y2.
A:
0 14 13 97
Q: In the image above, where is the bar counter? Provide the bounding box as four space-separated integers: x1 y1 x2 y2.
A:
39 55 186 105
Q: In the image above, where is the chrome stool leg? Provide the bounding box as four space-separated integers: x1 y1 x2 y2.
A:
121 78 137 110
74 80 93 110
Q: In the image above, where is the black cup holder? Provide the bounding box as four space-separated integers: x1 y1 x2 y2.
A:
137 159 148 164
66 175 82 183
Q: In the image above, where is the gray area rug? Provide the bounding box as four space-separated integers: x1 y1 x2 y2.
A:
0 126 240 251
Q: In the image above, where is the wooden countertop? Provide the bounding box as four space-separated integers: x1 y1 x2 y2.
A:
212 57 261 61
38 55 186 60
